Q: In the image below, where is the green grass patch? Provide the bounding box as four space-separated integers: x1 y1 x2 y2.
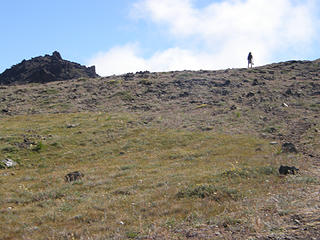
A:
111 91 134 101
0 112 300 239
139 79 152 85
177 184 242 202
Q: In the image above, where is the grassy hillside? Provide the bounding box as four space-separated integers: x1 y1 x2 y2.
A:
0 113 318 239
0 60 319 239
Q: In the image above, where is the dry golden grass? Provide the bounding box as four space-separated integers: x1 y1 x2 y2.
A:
0 112 317 239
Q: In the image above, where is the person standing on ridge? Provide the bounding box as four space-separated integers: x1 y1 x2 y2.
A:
247 52 253 68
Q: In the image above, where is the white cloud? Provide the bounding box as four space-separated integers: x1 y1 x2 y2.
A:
88 44 148 76
89 45 217 76
90 0 318 76
134 0 316 43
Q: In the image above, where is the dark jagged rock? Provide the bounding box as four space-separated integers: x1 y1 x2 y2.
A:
0 51 99 85
282 142 298 153
64 171 84 182
279 165 299 175
246 91 255 98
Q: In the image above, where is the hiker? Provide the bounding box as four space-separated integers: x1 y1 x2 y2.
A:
247 52 253 68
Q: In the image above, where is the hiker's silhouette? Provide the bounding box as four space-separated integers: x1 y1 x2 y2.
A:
247 52 253 68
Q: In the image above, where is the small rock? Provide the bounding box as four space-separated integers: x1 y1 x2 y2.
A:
282 142 298 153
282 103 289 107
230 105 237 110
64 171 84 182
285 88 293 95
186 232 198 238
270 141 278 145
252 79 259 86
179 92 189 97
246 91 255 97
267 127 277 133
1 158 18 169
261 133 267 138
279 165 299 175
294 219 301 225
200 126 213 131
66 123 79 128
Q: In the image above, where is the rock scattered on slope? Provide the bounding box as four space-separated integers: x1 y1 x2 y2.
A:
282 142 298 153
0 158 18 169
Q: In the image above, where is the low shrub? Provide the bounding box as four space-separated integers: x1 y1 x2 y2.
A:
177 184 241 202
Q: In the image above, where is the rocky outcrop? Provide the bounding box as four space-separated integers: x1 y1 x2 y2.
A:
0 51 99 85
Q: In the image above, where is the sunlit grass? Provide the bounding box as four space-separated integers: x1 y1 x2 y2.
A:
0 112 312 239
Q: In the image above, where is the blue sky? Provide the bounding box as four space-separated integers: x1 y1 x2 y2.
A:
1 0 320 76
